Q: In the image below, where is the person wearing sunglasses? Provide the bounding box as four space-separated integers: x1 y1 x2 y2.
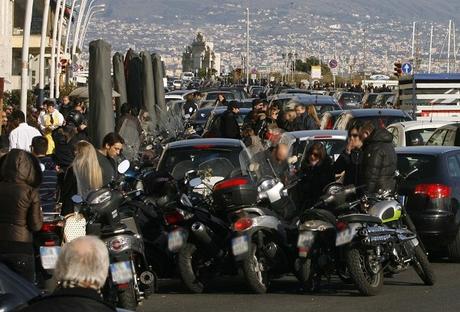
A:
334 120 363 186
298 142 335 210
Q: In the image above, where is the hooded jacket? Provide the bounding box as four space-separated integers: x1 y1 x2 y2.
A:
360 128 397 194
0 149 43 243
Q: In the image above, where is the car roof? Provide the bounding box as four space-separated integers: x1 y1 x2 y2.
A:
433 122 460 130
340 109 408 117
396 146 460 155
387 120 454 131
287 130 348 140
166 138 244 149
295 95 339 105
204 91 234 94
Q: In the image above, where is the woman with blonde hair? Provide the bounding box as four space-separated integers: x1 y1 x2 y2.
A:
60 140 103 215
307 105 321 128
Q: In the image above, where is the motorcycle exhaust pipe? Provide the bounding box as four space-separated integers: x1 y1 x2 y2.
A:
191 222 221 257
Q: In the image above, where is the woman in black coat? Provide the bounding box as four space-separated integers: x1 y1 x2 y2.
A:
297 142 335 210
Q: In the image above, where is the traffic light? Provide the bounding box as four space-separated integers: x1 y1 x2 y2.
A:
394 61 402 77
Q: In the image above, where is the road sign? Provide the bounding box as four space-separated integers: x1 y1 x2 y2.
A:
402 63 412 75
328 59 338 69
311 66 322 79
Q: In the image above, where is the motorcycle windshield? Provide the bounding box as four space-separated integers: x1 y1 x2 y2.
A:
118 118 141 161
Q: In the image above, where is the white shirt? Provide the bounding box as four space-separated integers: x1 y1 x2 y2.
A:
9 123 42 152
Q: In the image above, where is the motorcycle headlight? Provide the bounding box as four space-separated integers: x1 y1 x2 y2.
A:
258 179 277 193
107 236 130 253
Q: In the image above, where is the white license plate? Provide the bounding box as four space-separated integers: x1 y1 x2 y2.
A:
297 231 315 248
336 224 358 246
39 246 61 270
110 261 133 284
232 235 249 256
168 229 186 252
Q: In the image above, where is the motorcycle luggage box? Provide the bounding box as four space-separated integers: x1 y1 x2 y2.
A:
213 177 258 211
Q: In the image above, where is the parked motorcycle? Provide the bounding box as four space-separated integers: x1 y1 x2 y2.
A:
67 160 155 310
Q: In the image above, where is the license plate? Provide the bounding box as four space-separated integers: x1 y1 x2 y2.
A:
411 237 419 247
39 246 61 270
297 231 315 248
110 261 133 284
336 224 358 246
168 229 186 252
232 235 249 256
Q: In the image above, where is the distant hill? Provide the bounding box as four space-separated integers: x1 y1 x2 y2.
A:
104 0 460 23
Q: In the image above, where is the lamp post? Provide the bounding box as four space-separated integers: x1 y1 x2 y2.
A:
71 0 89 61
78 5 105 50
49 0 63 99
64 0 78 56
55 0 68 99
20 0 34 115
38 0 50 105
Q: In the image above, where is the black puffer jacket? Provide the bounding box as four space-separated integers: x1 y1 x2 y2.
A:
360 128 397 194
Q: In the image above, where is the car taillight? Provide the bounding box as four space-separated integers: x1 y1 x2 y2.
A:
164 211 185 225
41 223 57 232
414 184 451 199
234 218 253 232
326 119 334 129
214 177 250 192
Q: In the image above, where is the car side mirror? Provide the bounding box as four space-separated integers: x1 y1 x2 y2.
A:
117 159 130 174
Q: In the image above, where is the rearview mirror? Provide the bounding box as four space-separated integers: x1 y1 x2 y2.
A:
71 194 84 205
117 159 130 174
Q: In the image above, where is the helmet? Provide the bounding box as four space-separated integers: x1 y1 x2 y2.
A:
66 110 84 127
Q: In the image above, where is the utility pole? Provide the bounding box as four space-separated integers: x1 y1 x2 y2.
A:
448 20 452 73
38 0 50 105
246 7 250 87
428 24 434 73
21 0 34 115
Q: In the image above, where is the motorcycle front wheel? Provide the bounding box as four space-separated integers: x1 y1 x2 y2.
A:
412 245 436 286
346 246 383 296
242 243 271 294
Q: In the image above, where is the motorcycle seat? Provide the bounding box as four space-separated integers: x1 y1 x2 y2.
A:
338 214 382 225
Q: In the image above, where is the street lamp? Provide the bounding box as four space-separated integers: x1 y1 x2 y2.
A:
64 0 79 56
38 0 50 105
78 5 105 50
49 0 63 99
55 0 69 98
71 0 89 61
20 0 34 115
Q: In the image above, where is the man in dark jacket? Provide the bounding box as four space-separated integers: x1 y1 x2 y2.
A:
21 236 116 312
220 101 241 139
359 121 397 194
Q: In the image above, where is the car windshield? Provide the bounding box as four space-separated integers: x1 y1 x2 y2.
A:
158 146 244 180
296 139 347 162
397 154 437 181
405 128 437 146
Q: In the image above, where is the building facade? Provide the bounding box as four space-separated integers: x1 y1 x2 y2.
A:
182 32 221 77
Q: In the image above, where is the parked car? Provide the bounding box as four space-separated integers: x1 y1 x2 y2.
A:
333 109 412 130
292 95 342 116
156 138 249 181
282 88 311 95
334 91 363 109
165 89 196 102
268 93 299 110
387 121 452 147
396 146 460 258
426 123 460 146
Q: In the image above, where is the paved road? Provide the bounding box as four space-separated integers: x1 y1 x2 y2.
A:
140 261 460 312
